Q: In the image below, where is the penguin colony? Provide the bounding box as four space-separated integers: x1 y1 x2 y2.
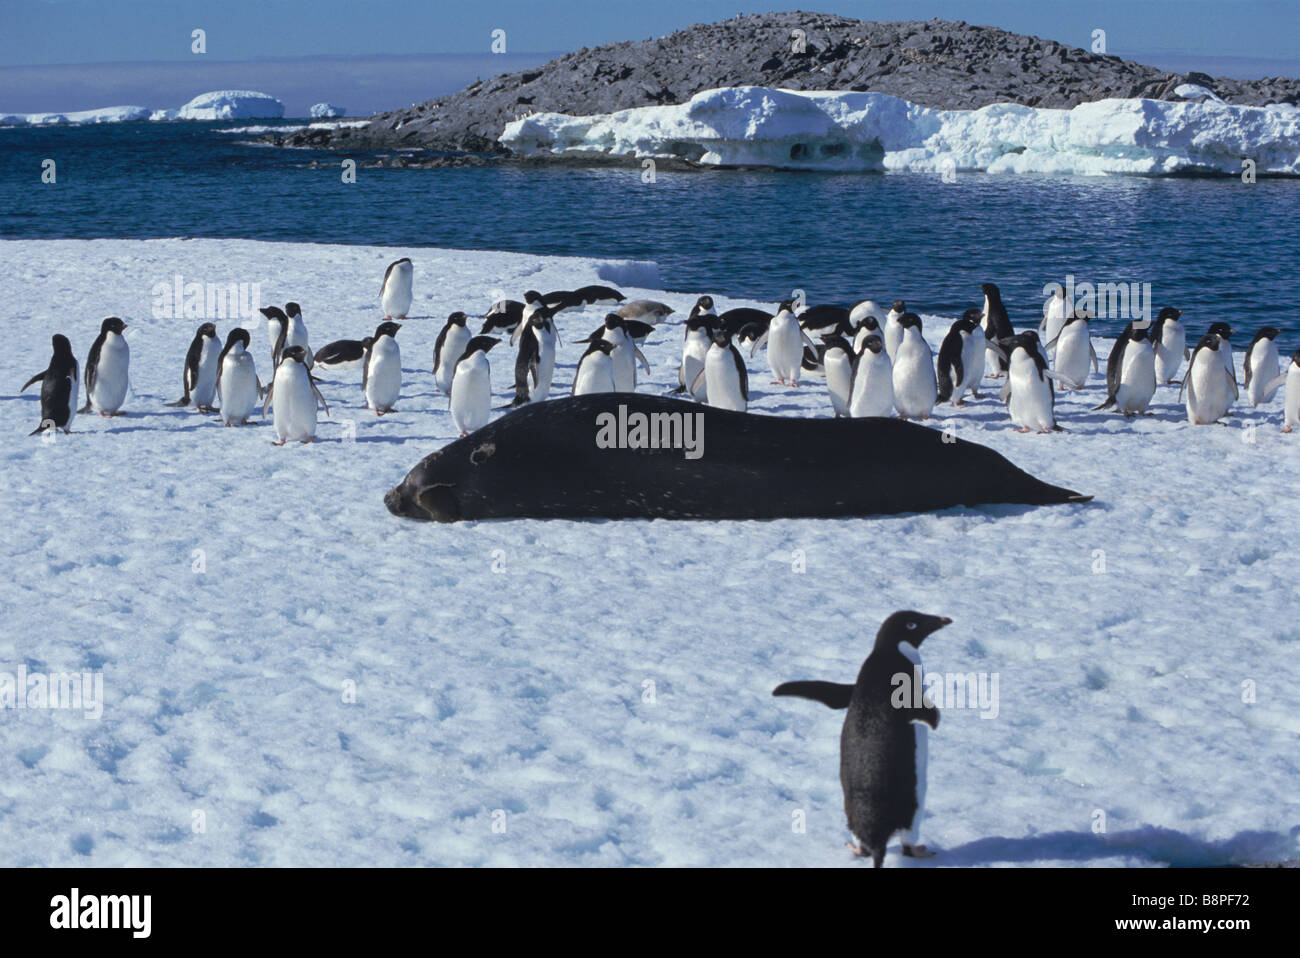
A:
19 261 1300 439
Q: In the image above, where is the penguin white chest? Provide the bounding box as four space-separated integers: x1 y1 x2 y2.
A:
435 326 471 393
365 337 402 412
219 349 259 425
90 333 130 412
682 331 710 400
766 312 804 383
573 351 616 396
450 352 492 434
1155 323 1186 383
1053 324 1092 390
272 363 318 442
958 329 985 396
1008 352 1055 432
705 346 745 411
892 331 936 419
884 316 904 361
1186 349 1233 424
533 328 557 400
1284 366 1300 429
1116 343 1156 414
849 350 894 418
382 263 414 318
1247 339 1280 406
605 330 637 392
194 337 221 406
824 351 853 416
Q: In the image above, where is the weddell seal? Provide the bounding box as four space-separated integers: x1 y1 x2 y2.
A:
384 395 1091 522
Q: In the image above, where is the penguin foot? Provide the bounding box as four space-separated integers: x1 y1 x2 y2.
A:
902 844 935 859
273 439 286 446
846 841 866 857
1283 425 1293 434
771 379 785 386
1016 427 1030 433
952 400 967 408
971 390 986 399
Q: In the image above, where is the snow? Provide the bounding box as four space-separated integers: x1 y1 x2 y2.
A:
310 103 346 118
501 86 1300 176
177 90 284 121
2 237 1298 867
1173 83 1224 103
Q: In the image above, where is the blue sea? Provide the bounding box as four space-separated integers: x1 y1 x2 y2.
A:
2 120 1297 336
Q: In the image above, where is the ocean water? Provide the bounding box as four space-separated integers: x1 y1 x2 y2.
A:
2 120 1298 337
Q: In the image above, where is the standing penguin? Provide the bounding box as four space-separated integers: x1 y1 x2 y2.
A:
752 300 816 387
1182 333 1238 425
264 346 329 445
891 313 937 420
166 322 220 411
283 302 314 368
80 317 130 416
1151 307 1188 384
1244 326 1282 407
821 334 855 417
936 309 984 406
381 257 414 320
848 334 895 418
260 305 311 369
676 310 715 400
509 293 558 406
1207 322 1237 382
363 321 403 415
849 299 886 336
1095 324 1156 416
882 299 907 362
572 339 618 396
693 328 748 413
215 328 261 426
980 283 1014 378
21 334 79 435
773 610 951 867
1050 310 1098 392
450 336 499 435
1005 332 1060 433
433 311 472 394
1039 287 1068 354
1268 350 1300 432
852 313 885 355
585 314 649 393
262 306 288 369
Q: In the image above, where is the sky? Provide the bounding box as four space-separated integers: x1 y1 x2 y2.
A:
2 0 1296 115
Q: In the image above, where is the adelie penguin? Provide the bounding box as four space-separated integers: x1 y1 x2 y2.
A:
450 336 499 435
1270 350 1300 433
891 313 937 420
583 314 650 393
22 334 79 435
848 334 894 418
822 334 856 417
261 305 312 369
1050 310 1098 392
1039 287 1067 355
1004 331 1064 433
480 298 523 337
381 257 414 320
314 337 373 375
543 284 625 313
364 321 403 415
79 317 130 417
509 295 558 406
1207 322 1236 382
572 339 617 396
265 346 329 444
433 311 472 394
936 309 986 406
693 327 748 412
1182 332 1238 425
798 304 852 341
882 299 907 362
1095 323 1156 416
773 611 952 867
675 308 715 400
216 328 262 426
1244 326 1282 407
980 283 1014 377
1151 306 1188 384
752 300 817 387
166 322 220 412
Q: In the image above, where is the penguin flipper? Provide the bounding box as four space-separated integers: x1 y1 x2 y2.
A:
262 381 275 417
1264 373 1288 395
772 681 854 709
634 347 651 373
1226 368 1239 401
20 372 45 392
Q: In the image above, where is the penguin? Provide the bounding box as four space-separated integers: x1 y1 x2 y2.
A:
261 306 288 368
215 328 261 426
821 334 855 417
773 610 951 867
1244 326 1282 407
1207 322 1236 382
1181 332 1239 425
692 327 748 412
688 294 717 324
848 334 894 418
848 299 886 332
283 302 314 368
314 337 373 375
450 336 499 435
716 307 773 339
544 285 625 313
1151 307 1188 384
1004 332 1060 433
1095 324 1157 416
1050 310 1098 392
433 312 472 394
752 300 816 387
1268 349 1300 432
481 299 524 336
509 298 558 407
616 300 674 325
21 334 78 435
381 257 414 320
166 322 220 411
1039 287 1067 354
264 346 329 444
980 283 1014 377
891 313 936 420
572 339 618 396
363 321 403 415
798 304 853 341
584 314 649 393
79 317 130 416
936 310 983 406
882 299 907 362
852 313 885 354
676 310 715 400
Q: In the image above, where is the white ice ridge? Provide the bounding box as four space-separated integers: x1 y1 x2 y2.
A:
0 91 285 126
500 86 1300 176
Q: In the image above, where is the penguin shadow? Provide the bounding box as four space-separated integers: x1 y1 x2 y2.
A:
924 825 1298 868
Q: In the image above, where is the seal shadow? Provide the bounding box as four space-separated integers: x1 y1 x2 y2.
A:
911 826 1299 867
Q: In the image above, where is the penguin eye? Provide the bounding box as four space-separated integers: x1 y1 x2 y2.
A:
906 621 918 630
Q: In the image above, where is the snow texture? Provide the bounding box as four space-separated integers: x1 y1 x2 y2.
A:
501 86 1300 176
1 238 1298 867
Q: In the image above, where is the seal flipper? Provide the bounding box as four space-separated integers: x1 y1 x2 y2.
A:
772 681 854 709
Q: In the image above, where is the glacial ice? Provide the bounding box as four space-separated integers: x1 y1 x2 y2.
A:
177 90 285 120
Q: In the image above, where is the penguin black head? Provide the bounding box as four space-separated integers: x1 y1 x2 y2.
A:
280 345 308 365
462 335 500 358
979 283 1000 299
1253 326 1281 342
777 299 795 314
448 311 468 327
523 290 543 305
695 295 715 313
198 322 218 339
361 336 375 350
1291 349 1300 367
711 329 734 349
285 302 303 319
858 334 884 355
1156 306 1182 322
1130 325 1150 342
891 299 907 313
374 321 402 340
898 312 922 331
821 333 852 354
101 317 127 335
1197 333 1221 352
224 328 251 349
52 333 75 359
959 307 983 329
874 611 952 652
1067 308 1092 324
856 315 881 333
686 313 713 332
602 313 624 330
260 306 287 323
1208 322 1233 341
583 338 616 357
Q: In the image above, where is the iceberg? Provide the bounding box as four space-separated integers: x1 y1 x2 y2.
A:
310 103 346 118
176 90 284 120
0 105 151 126
500 86 1300 176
